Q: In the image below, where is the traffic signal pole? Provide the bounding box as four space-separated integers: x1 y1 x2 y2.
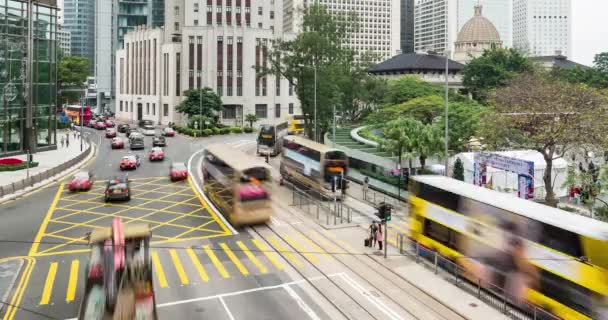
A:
384 220 388 258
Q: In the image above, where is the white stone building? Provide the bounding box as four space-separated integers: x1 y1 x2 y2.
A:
453 4 502 63
456 0 511 47
413 0 458 54
57 24 71 55
513 0 572 57
283 0 401 61
115 0 301 127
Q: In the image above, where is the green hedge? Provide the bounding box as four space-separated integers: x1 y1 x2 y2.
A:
170 124 248 137
230 127 243 134
244 127 254 133
0 162 39 172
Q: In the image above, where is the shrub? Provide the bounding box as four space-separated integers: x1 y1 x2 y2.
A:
0 158 23 165
202 129 213 136
193 129 204 136
244 127 253 133
230 127 243 134
220 128 230 135
0 161 39 172
211 127 220 135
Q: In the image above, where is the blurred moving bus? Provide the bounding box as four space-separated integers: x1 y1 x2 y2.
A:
287 115 305 135
257 122 288 156
280 135 348 199
203 144 273 226
408 175 608 320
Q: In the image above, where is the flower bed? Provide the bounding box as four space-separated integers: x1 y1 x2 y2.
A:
0 158 39 172
0 158 23 165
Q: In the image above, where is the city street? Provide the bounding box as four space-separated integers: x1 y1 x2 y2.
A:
0 126 469 320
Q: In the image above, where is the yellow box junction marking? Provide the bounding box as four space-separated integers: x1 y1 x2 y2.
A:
151 252 168 288
267 237 302 267
251 239 284 271
66 260 79 302
169 249 190 285
236 241 268 273
204 245 230 279
186 247 209 282
40 262 58 305
29 184 64 256
220 243 249 276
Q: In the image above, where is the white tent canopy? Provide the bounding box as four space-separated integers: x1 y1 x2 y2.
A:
454 150 569 199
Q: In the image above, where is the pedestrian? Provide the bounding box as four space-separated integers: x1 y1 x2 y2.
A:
376 227 384 251
60 136 65 147
73 131 76 139
363 176 369 199
369 222 379 247
66 135 70 147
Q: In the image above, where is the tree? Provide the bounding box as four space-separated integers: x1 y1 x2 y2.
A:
245 114 258 128
434 100 488 153
416 123 444 170
462 48 532 101
176 88 222 119
368 95 444 124
479 73 608 206
594 52 608 74
382 76 445 106
264 4 359 140
382 118 423 172
453 158 464 181
58 55 91 104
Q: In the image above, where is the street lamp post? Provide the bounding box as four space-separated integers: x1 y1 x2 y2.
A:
332 104 336 147
444 51 450 177
313 62 317 142
199 87 203 137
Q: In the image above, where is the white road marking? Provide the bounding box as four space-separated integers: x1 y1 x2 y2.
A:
339 273 405 320
270 217 284 226
219 296 236 320
283 284 322 320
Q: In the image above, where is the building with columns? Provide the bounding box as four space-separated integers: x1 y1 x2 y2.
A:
453 4 502 63
115 0 301 127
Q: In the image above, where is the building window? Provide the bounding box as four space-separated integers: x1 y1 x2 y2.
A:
275 104 280 118
176 52 181 96
258 7 262 15
255 104 268 118
258 22 262 28
207 5 212 12
174 22 180 31
289 103 294 114
289 83 293 96
174 5 179 15
152 103 156 116
270 11 274 19
227 87 233 96
194 3 199 12
194 20 199 25
163 104 169 117
146 103 150 115
217 6 222 12
237 86 242 96
223 105 236 119
120 101 123 112
217 87 223 96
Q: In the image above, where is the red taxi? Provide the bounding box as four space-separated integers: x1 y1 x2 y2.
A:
67 171 94 192
169 162 188 181
105 119 115 128
111 137 124 149
105 128 117 138
148 147 164 161
162 127 175 137
95 121 106 130
119 155 141 170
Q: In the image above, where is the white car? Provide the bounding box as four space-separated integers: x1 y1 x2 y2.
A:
142 128 156 136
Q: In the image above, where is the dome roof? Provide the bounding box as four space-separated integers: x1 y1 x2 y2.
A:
456 5 501 44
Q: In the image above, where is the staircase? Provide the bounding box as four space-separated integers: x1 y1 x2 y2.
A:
332 127 394 158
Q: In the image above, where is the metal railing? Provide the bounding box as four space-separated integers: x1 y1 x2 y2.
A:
0 137 93 198
288 181 371 225
362 187 403 210
396 234 562 320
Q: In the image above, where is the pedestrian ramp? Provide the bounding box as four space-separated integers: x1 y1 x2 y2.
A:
31 234 336 307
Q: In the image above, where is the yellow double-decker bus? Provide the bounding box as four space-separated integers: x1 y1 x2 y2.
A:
287 115 305 135
408 175 608 320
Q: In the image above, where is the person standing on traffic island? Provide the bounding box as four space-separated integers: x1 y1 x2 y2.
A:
376 228 384 251
369 222 379 247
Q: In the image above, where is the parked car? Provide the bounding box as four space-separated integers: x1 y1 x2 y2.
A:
111 137 124 149
104 177 130 202
67 171 94 192
162 127 175 137
119 154 141 170
148 147 164 161
152 136 166 147
117 124 130 133
104 119 115 128
169 162 188 181
105 128 117 138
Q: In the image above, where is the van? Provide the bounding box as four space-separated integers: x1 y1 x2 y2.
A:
129 136 145 150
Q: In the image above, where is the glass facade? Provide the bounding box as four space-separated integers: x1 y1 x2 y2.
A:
0 0 58 156
64 0 94 69
117 0 149 50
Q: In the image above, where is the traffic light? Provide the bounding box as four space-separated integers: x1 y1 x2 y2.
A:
376 203 392 220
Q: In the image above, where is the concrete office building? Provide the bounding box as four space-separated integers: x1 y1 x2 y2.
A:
413 0 458 54
63 0 95 68
114 0 301 127
401 0 415 54
284 0 401 61
513 0 572 57
57 24 71 55
0 0 59 156
456 0 511 47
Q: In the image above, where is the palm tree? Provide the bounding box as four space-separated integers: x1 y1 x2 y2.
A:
416 123 444 171
245 113 258 128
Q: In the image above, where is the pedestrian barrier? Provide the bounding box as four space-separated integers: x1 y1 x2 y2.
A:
0 137 93 199
396 234 562 320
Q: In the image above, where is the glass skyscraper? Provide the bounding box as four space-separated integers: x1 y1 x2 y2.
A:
63 0 94 69
0 0 58 156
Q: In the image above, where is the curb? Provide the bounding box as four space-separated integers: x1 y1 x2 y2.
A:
0 141 98 205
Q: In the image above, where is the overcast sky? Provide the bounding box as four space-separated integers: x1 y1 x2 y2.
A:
573 0 608 66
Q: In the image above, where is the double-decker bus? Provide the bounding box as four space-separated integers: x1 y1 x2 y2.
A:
257 122 288 156
408 175 608 320
287 115 305 135
203 144 273 226
280 135 349 199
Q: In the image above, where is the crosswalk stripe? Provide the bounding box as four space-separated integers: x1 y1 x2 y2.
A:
267 237 302 267
151 251 168 288
204 245 230 278
283 234 319 263
298 234 332 261
66 260 79 302
322 230 357 253
220 243 249 275
236 241 268 273
40 262 58 305
251 239 285 270
169 249 190 285
308 231 342 254
186 247 209 282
